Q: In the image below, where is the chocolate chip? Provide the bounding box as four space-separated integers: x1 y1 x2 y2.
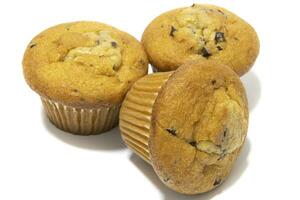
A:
217 9 225 15
199 37 207 45
170 26 177 37
166 128 177 136
191 3 196 7
111 41 117 48
213 179 222 186
217 149 227 160
211 80 216 85
215 32 225 43
29 43 37 48
72 89 79 93
221 129 228 142
189 141 197 147
199 47 211 58
218 148 227 160
223 128 228 137
163 177 170 182
113 64 118 71
217 46 223 51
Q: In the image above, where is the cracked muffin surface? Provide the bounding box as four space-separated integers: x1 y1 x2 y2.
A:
149 61 248 194
23 21 148 107
142 4 259 76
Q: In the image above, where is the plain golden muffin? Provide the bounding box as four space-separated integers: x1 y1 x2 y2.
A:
23 21 148 135
142 4 259 76
119 61 248 194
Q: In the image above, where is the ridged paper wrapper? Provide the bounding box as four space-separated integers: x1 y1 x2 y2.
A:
41 98 120 135
119 72 173 163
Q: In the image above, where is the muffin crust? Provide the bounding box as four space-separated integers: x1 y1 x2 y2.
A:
149 61 248 194
142 4 259 76
23 21 148 108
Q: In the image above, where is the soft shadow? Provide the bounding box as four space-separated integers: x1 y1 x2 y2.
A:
130 139 251 200
241 71 261 112
41 109 126 151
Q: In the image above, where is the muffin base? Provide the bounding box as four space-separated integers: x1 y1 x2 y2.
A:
119 72 172 163
41 98 120 135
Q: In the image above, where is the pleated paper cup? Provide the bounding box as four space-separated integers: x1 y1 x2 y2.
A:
119 71 173 163
42 98 120 135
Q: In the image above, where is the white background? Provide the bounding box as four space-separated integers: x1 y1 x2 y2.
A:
1 0 299 199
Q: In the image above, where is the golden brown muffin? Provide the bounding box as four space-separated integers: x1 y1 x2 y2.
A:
119 61 248 194
142 4 259 76
23 21 148 135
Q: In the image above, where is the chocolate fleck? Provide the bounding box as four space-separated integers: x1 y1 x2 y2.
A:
72 89 79 93
170 26 177 37
211 80 216 85
215 32 225 43
111 41 117 48
189 141 197 147
191 3 196 7
200 37 207 45
113 64 118 71
234 37 239 41
217 9 225 15
199 47 211 58
163 177 170 182
29 43 37 48
218 149 227 159
166 128 177 136
223 128 228 137
217 46 223 51
213 179 222 186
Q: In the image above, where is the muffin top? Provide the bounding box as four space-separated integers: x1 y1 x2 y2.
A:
142 4 259 76
23 21 148 107
149 61 248 194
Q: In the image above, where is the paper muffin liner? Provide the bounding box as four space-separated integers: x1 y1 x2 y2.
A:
119 72 173 163
41 98 120 135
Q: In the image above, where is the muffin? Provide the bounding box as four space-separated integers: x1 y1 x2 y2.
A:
142 3 259 76
23 21 148 135
119 61 248 194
